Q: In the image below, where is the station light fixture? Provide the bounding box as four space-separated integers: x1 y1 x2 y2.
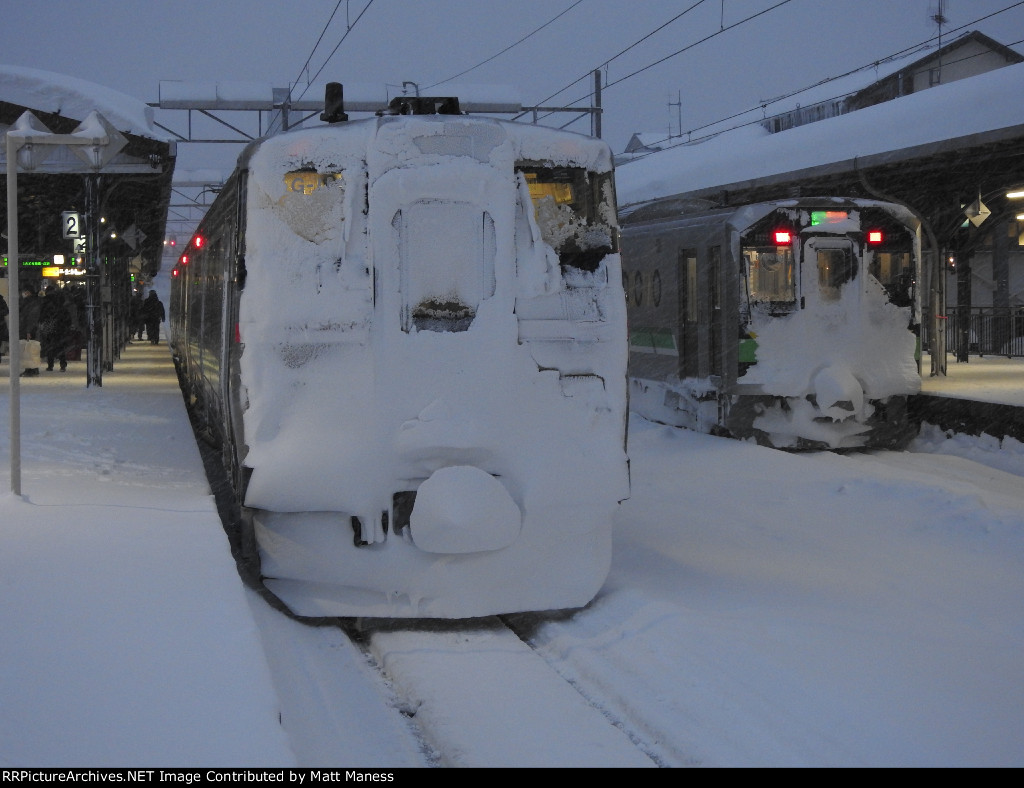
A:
1006 190 1024 199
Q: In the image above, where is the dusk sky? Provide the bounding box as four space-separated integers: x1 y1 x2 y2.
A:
4 0 1024 173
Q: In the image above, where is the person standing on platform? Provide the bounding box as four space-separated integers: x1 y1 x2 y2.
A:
19 285 42 377
141 290 165 345
129 291 144 341
0 292 8 364
39 286 73 372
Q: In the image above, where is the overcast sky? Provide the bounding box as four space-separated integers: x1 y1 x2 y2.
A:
4 0 1024 173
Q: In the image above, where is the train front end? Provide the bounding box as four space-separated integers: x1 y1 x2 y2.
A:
623 197 922 450
235 114 629 618
730 200 923 449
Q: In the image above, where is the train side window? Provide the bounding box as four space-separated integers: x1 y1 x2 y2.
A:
869 251 914 307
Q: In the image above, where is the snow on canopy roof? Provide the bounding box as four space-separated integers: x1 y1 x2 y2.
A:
0 64 170 141
615 60 1024 208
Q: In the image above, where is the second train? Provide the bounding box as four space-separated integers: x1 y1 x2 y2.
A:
620 196 922 450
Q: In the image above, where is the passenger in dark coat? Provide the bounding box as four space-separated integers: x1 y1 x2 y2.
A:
129 292 145 341
141 291 165 345
19 286 43 377
39 286 74 372
0 292 8 364
19 287 42 341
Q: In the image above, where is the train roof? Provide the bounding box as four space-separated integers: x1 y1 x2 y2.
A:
230 112 615 176
620 196 920 232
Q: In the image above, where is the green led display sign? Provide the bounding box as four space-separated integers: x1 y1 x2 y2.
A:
810 211 849 226
2 257 50 267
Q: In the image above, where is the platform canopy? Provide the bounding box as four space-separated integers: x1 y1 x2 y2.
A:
1 65 176 281
615 61 1024 261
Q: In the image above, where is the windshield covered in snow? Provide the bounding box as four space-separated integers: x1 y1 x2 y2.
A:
276 169 346 243
518 165 617 271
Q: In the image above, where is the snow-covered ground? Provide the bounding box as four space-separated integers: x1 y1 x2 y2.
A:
1 343 1023 767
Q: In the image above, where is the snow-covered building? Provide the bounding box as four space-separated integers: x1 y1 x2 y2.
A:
761 31 1023 135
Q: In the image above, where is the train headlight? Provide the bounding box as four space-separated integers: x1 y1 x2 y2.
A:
867 230 884 245
409 466 521 554
773 230 792 245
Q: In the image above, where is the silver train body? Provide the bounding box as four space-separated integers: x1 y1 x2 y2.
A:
620 197 922 449
170 106 629 618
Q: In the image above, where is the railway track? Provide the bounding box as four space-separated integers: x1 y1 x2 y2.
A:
222 425 1024 767
245 600 664 767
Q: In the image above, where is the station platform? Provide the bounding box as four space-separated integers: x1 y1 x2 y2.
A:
914 355 1024 443
0 339 295 766
920 355 1024 407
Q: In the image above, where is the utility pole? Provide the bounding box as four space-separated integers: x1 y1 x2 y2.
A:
668 91 682 139
931 0 949 84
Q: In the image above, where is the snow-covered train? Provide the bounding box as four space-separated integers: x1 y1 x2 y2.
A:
170 94 630 618
619 196 922 449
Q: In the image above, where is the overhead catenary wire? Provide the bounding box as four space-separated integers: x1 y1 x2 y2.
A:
623 0 1024 162
523 0 713 113
422 0 587 91
524 0 793 125
284 0 1024 149
290 0 378 105
288 0 346 100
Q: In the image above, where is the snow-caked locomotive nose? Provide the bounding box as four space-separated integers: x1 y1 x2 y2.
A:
172 105 629 619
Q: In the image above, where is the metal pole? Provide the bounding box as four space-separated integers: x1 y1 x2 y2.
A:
593 70 602 139
6 132 22 495
5 112 118 493
85 174 102 387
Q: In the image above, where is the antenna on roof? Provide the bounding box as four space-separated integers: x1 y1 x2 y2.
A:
929 0 950 84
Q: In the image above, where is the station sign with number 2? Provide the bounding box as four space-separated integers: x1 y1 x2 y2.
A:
62 211 82 239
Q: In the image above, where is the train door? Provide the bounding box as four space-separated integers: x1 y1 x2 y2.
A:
805 237 857 305
677 247 698 378
691 244 722 379
707 245 722 378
